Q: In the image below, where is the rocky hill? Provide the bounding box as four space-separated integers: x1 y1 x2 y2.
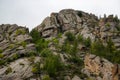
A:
0 9 120 80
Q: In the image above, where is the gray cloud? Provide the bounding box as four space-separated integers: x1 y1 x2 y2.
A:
0 0 120 30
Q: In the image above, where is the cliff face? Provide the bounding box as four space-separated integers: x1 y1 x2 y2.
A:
0 9 120 80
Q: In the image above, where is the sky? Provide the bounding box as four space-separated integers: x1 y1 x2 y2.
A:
0 0 120 30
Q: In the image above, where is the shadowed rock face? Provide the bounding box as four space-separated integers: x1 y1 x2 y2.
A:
35 9 120 50
0 24 36 59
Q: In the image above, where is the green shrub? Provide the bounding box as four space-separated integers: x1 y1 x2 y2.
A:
90 39 120 64
40 49 52 57
69 57 83 65
20 41 27 48
90 40 106 57
114 15 119 22
44 54 62 76
116 25 120 31
27 51 37 57
0 60 5 65
16 29 26 35
5 67 12 74
8 44 15 49
61 43 72 54
32 62 40 74
83 37 91 47
30 29 50 53
106 39 116 53
77 34 84 43
57 32 62 38
0 53 4 58
42 75 50 80
111 50 120 63
0 49 3 53
52 38 59 44
77 11 82 17
30 29 41 43
70 41 78 56
61 38 78 56
65 32 75 42
36 39 49 53
105 22 110 27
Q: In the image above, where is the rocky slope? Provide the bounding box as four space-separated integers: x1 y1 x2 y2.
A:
83 53 120 80
0 24 36 59
34 9 120 80
0 9 120 80
35 9 120 49
0 24 36 80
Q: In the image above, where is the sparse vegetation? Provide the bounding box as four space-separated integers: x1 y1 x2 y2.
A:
42 75 51 80
105 22 110 27
5 67 12 74
16 29 26 35
8 44 15 49
30 29 49 53
90 39 120 64
32 62 40 74
20 41 27 48
77 11 82 17
0 60 5 65
65 31 75 42
77 34 84 43
30 29 41 43
0 53 4 58
83 37 91 47
40 48 52 57
44 54 62 77
0 49 3 53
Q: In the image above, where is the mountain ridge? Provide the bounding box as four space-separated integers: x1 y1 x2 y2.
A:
0 9 120 80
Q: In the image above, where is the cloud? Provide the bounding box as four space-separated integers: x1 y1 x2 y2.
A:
0 0 120 30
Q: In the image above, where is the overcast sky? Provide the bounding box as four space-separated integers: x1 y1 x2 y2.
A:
0 0 120 30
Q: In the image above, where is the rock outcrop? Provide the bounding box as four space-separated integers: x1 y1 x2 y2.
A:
35 9 120 49
0 9 120 80
0 24 37 80
0 57 40 80
33 9 120 80
112 64 120 80
82 54 120 80
0 24 36 60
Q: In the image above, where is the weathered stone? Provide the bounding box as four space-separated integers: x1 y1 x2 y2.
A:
83 54 114 80
0 57 40 80
0 24 36 59
72 75 81 80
